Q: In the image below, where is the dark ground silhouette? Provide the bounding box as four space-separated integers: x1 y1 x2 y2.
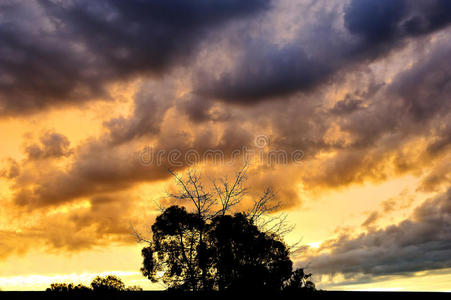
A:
0 291 450 300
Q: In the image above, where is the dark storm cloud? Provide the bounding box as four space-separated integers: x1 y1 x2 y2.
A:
104 81 176 145
198 41 335 102
301 34 451 189
0 0 270 116
350 36 451 140
329 96 364 115
300 188 451 277
3 0 451 259
10 26 451 208
389 42 451 122
177 95 232 124
344 0 405 44
199 0 451 103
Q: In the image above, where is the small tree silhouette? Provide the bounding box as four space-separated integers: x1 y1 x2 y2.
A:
284 268 315 291
91 275 126 292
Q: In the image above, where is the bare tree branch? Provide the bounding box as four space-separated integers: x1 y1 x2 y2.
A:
130 223 152 244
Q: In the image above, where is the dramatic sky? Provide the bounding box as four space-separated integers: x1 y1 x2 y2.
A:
1 0 451 291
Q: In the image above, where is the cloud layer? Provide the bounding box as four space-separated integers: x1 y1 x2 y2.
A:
0 0 450 284
0 0 270 115
300 188 451 278
198 0 451 103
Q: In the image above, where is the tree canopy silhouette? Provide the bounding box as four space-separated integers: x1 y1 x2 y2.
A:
91 275 126 292
138 165 314 292
141 206 294 291
209 213 293 291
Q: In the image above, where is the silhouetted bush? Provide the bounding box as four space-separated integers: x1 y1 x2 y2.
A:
45 275 142 293
284 268 316 292
46 283 90 293
91 275 125 292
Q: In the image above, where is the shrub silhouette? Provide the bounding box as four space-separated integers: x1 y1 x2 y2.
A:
91 275 126 292
46 275 142 292
284 268 316 292
46 283 90 293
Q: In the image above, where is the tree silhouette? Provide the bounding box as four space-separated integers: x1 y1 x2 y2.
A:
141 205 211 291
140 206 302 292
138 165 313 292
209 213 292 291
91 275 126 292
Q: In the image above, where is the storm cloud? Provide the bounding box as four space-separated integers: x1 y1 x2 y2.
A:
0 0 270 116
1 0 451 276
299 188 451 277
199 0 451 103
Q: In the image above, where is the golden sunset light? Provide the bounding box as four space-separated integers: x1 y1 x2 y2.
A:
1 0 451 296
